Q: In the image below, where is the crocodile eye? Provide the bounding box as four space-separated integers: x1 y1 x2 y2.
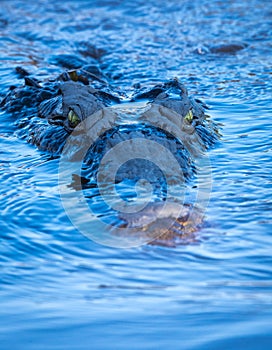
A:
184 110 193 124
68 109 80 127
68 70 78 82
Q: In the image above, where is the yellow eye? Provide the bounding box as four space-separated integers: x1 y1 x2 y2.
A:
68 70 78 82
68 109 80 127
184 110 193 123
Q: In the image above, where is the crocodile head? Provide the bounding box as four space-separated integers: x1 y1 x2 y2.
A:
1 73 220 245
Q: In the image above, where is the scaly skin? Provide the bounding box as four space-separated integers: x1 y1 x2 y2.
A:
0 68 219 245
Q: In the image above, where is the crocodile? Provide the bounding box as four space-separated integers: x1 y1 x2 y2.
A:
0 67 219 246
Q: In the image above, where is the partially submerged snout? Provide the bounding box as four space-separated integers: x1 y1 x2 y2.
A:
110 201 204 247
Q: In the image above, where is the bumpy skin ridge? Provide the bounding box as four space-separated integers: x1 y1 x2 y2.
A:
1 73 218 152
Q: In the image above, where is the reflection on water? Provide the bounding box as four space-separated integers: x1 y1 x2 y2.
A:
0 0 272 349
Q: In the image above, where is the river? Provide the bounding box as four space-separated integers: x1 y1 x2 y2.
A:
0 0 272 349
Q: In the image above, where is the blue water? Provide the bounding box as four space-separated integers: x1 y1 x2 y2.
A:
1 0 272 348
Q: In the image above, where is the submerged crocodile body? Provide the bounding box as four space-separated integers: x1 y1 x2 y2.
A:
0 67 219 246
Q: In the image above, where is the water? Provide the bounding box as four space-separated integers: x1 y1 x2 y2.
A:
0 0 272 348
